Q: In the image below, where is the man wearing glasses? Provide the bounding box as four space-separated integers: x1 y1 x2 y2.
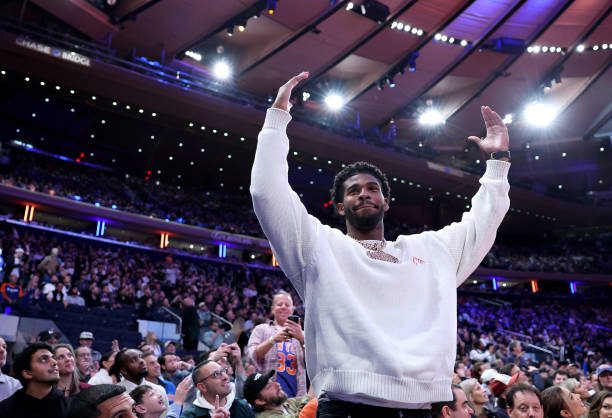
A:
182 360 254 418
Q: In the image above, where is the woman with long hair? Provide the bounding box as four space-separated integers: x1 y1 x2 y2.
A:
53 343 90 396
542 386 588 418
588 391 612 418
87 351 117 385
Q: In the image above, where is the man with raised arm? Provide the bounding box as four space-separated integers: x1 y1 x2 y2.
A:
250 72 511 417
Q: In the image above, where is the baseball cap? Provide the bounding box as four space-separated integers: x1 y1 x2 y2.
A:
38 329 60 342
79 331 94 340
489 372 521 397
481 368 498 384
596 364 612 377
164 341 177 349
244 371 275 406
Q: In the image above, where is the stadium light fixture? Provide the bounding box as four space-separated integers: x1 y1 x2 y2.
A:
324 93 345 111
523 102 557 127
419 108 444 126
213 61 232 80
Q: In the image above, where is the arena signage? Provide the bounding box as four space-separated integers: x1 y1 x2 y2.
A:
15 37 91 67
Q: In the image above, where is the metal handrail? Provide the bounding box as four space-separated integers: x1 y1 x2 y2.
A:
525 343 554 355
210 312 233 329
160 306 182 335
499 329 533 341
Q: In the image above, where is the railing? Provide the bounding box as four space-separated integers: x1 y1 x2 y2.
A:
161 306 182 336
499 329 533 342
210 313 233 329
525 343 554 356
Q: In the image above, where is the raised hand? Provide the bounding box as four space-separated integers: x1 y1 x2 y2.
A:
211 394 230 418
272 72 309 112
467 106 509 155
227 342 242 362
173 375 192 405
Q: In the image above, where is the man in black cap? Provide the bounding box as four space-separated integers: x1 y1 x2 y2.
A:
243 371 310 418
68 384 136 418
38 329 60 345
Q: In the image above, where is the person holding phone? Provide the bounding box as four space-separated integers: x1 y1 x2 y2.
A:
246 291 306 398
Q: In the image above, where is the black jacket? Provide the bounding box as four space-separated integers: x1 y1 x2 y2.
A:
181 398 255 418
0 387 69 418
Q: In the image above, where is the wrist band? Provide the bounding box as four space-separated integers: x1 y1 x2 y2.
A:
490 150 511 160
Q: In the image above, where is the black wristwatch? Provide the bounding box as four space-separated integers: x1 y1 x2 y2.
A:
490 150 511 161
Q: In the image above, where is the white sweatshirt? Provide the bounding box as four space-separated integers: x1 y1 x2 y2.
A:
250 108 510 406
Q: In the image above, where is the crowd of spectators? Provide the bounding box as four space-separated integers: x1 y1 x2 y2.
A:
0 222 611 417
483 236 612 274
0 148 263 237
456 296 610 379
0 223 300 319
2 146 611 274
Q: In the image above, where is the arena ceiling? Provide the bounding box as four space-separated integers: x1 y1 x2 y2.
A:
0 0 611 231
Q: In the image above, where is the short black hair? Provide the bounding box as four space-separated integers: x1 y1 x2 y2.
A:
330 161 390 204
100 351 114 367
67 384 126 418
431 385 461 418
109 348 129 379
130 385 153 404
158 352 173 367
192 360 214 385
13 342 53 385
501 363 518 376
553 370 570 380
506 383 542 410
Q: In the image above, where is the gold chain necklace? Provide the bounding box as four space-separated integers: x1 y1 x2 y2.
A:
350 236 400 264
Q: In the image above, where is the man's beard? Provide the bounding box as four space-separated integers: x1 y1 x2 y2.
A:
345 204 385 232
133 369 149 380
267 392 288 407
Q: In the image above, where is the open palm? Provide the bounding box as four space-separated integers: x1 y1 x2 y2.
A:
468 106 509 154
272 72 309 112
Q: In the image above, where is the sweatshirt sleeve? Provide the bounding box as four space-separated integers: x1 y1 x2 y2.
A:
431 159 510 286
250 108 319 298
166 402 182 418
